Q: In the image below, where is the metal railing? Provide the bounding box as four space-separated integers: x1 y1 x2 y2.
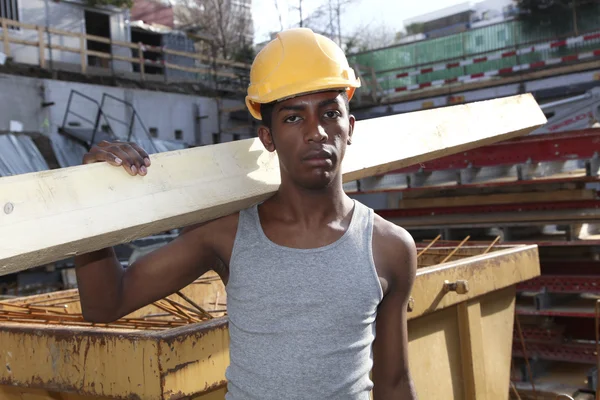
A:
60 89 115 146
60 89 158 153
99 93 158 153
0 17 250 91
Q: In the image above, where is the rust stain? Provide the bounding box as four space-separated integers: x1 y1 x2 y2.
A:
0 376 144 400
162 360 198 376
164 380 228 400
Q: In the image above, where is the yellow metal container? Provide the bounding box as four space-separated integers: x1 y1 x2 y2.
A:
0 244 540 399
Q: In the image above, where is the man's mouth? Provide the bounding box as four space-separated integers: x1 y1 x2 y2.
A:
303 149 332 159
302 149 334 167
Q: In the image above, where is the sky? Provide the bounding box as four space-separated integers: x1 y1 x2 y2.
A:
250 0 473 44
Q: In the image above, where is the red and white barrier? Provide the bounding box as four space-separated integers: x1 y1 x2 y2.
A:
378 31 600 94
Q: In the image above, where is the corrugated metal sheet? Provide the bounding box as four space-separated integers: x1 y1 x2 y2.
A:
49 132 89 168
140 138 187 154
0 134 49 177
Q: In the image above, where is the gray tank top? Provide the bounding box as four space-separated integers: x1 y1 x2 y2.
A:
225 199 383 400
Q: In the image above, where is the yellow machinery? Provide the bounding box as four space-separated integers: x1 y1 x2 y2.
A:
0 241 540 399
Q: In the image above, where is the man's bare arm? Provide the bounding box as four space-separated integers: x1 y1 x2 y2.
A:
74 220 226 323
74 141 232 323
372 218 418 399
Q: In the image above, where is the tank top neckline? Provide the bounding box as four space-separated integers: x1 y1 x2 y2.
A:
251 199 362 254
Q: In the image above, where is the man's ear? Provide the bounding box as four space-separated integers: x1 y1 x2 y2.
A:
258 125 276 152
347 114 356 145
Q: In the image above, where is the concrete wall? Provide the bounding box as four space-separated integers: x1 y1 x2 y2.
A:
0 73 251 147
1 0 131 72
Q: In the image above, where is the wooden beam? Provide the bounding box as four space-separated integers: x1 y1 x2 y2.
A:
0 94 546 276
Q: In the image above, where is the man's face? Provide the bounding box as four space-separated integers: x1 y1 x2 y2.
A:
258 91 355 190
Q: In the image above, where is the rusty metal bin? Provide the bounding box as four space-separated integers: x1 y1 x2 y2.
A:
0 243 540 399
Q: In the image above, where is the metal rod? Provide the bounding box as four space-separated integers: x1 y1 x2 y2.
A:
510 381 522 400
176 291 213 319
61 90 75 128
440 236 470 264
103 114 130 126
482 236 501 254
595 300 600 400
417 234 441 258
67 110 97 126
515 316 537 400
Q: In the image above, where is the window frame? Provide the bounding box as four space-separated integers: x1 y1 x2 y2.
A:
0 0 21 32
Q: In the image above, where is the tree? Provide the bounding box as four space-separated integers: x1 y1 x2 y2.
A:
404 22 424 36
173 0 254 61
343 23 398 53
286 0 358 48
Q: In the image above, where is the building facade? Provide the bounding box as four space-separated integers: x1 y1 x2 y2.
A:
0 0 132 72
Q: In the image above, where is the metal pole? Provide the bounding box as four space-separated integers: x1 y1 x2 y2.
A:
573 0 579 36
44 0 53 72
336 0 341 46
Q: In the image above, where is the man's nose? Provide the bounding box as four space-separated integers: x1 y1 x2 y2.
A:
307 124 328 142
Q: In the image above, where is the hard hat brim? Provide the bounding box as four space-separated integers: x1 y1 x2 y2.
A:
246 80 360 121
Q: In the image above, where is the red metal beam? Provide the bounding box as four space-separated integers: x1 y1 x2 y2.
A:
349 175 600 195
512 341 597 364
541 261 600 275
376 199 600 219
513 325 565 343
393 129 600 174
516 307 596 319
517 275 600 294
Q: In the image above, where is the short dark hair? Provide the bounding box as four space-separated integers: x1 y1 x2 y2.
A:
260 90 350 130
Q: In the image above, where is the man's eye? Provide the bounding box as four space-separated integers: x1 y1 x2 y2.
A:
284 116 301 123
324 110 341 118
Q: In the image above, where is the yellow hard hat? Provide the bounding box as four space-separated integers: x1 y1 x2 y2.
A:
245 28 361 120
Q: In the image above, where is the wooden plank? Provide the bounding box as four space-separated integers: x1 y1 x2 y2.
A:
46 43 79 54
37 27 45 69
457 301 487 400
84 33 112 45
46 26 81 39
0 94 546 276
7 38 39 47
163 61 238 78
1 19 9 58
80 36 86 74
398 189 598 209
0 18 37 31
86 49 112 59
162 46 250 69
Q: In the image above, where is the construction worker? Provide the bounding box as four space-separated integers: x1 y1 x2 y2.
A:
75 28 417 399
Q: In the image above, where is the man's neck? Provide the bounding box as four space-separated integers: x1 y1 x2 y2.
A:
267 176 353 227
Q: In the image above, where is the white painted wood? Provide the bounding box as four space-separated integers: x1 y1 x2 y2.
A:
0 94 546 275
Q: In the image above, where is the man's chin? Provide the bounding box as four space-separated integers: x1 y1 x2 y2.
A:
299 171 338 190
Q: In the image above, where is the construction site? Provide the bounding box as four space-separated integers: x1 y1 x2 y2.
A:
1 0 600 399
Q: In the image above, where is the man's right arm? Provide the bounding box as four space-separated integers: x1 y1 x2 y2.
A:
74 222 221 323
74 141 223 323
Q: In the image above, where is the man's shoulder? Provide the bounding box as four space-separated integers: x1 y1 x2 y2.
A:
180 211 241 238
373 213 415 252
372 213 417 289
